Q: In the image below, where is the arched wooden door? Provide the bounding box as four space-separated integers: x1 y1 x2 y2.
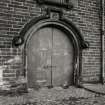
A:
26 27 74 89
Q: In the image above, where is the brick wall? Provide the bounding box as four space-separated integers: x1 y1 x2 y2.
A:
64 0 101 82
0 0 103 90
77 0 101 82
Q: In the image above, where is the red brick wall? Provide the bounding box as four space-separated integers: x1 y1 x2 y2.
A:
0 0 103 89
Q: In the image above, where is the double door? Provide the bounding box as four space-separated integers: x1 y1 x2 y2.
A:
27 27 74 88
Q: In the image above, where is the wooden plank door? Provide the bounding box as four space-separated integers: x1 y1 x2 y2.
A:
27 27 74 89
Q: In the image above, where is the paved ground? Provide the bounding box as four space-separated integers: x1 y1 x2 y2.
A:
0 86 105 105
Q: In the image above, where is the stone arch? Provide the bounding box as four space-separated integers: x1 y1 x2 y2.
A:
12 16 88 86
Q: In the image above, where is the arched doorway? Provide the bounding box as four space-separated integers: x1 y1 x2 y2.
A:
23 20 81 89
26 26 74 88
12 16 88 89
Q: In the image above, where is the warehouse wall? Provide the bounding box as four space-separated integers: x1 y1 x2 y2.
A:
0 0 102 90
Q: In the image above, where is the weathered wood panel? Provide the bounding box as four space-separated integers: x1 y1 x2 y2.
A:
52 28 74 86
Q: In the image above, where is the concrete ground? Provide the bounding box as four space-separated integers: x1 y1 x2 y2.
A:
0 86 105 105
82 83 105 94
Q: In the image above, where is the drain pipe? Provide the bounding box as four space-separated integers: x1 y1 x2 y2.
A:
101 0 104 84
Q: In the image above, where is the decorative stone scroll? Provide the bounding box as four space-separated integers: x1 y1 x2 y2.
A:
50 12 60 20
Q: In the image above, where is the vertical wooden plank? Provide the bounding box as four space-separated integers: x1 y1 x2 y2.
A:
27 30 39 88
37 27 52 87
52 28 74 86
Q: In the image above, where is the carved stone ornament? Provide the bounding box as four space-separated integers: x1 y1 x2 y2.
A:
50 12 59 20
12 36 24 47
